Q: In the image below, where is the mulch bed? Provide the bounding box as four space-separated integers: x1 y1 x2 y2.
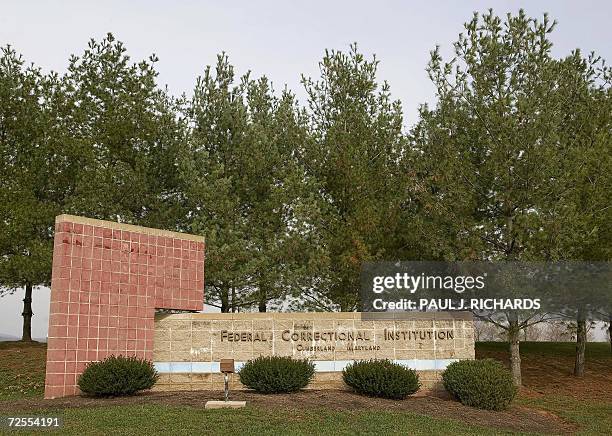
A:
6 389 576 434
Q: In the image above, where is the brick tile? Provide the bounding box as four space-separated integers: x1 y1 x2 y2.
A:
45 385 64 399
64 385 77 396
48 348 67 361
65 350 77 362
64 373 76 386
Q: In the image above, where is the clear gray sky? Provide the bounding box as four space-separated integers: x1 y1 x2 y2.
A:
0 1 610 339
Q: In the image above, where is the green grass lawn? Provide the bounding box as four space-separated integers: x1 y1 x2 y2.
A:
3 405 522 436
0 341 610 435
0 341 46 400
518 395 612 436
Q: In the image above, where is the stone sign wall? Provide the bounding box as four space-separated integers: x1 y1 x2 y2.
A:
153 312 474 392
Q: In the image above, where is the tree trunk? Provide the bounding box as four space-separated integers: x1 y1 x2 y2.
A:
574 312 586 377
220 287 230 313
507 316 522 387
230 286 236 313
21 283 33 342
258 287 267 313
608 315 612 356
258 299 267 312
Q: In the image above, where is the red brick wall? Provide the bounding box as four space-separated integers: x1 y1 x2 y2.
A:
44 215 204 399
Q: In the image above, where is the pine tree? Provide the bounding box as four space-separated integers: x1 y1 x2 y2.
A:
62 34 186 228
412 10 610 385
0 47 80 340
300 45 419 310
182 55 322 312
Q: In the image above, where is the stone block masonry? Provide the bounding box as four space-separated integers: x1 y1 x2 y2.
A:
44 215 205 399
152 312 474 393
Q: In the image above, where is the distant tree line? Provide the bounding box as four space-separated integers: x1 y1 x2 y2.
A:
1 10 610 386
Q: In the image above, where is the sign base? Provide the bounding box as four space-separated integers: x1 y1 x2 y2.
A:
205 401 247 409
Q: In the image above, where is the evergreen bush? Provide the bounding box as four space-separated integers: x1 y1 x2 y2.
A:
77 355 159 397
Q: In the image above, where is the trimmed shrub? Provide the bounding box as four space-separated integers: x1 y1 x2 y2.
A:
342 359 421 400
442 359 517 411
78 355 159 397
238 356 315 393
